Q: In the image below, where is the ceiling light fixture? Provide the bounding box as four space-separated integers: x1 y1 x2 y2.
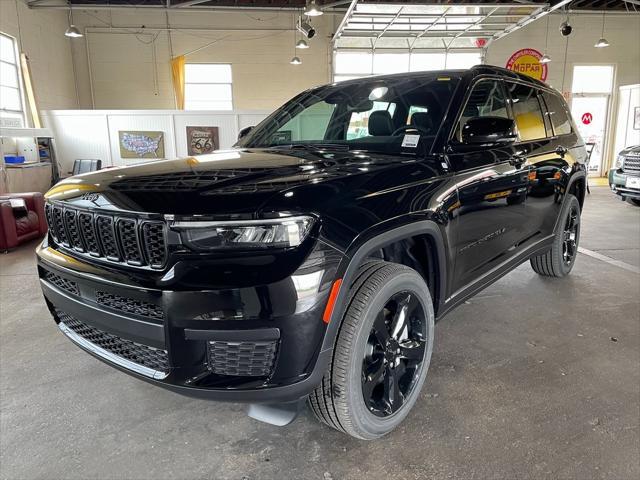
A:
65 6 83 38
304 0 323 17
540 14 551 63
297 19 316 39
296 39 310 49
291 14 302 65
594 9 609 48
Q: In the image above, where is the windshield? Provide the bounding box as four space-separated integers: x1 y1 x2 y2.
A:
238 74 461 156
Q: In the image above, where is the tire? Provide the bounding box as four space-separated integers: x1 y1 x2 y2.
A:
627 198 640 207
308 261 435 440
530 194 581 277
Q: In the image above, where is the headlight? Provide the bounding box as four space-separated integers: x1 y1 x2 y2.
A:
615 154 625 169
173 215 314 251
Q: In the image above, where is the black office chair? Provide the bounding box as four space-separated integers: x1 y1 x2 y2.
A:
72 159 102 176
584 143 596 194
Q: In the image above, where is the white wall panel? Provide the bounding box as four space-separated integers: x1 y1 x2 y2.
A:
43 109 270 176
42 112 111 176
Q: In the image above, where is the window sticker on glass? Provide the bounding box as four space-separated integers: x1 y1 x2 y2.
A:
402 134 421 148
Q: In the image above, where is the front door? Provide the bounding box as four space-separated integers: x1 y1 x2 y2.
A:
446 78 531 296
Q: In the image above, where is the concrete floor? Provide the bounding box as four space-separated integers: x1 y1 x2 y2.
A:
1 186 638 480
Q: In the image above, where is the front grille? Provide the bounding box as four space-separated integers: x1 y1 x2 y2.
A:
58 310 169 373
207 340 278 377
51 205 69 246
118 219 143 265
45 203 167 269
142 223 167 268
45 271 79 295
96 215 120 261
623 155 640 174
64 209 83 252
96 291 164 320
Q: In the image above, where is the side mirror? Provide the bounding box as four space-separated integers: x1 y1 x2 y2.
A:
461 117 517 145
238 126 254 141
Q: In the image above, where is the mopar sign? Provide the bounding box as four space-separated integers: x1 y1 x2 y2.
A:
506 48 548 82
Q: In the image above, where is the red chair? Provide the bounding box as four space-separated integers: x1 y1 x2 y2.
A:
0 192 48 251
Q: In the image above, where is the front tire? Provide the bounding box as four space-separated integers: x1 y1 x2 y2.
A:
530 194 581 277
627 198 640 207
308 261 435 440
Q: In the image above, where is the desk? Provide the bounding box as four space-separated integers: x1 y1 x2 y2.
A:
2 163 53 194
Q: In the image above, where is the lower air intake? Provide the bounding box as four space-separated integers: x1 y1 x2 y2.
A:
57 311 169 375
207 340 278 377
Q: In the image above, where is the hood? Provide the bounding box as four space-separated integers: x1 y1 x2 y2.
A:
46 148 437 217
620 145 640 156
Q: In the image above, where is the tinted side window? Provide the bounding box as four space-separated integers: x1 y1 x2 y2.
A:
507 82 547 141
456 79 509 141
541 91 572 136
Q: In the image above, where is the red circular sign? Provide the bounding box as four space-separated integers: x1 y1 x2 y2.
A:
581 112 593 125
505 48 548 82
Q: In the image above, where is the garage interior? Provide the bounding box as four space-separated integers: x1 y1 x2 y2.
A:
0 1 639 479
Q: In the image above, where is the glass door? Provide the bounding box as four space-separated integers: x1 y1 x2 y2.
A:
571 95 609 176
570 65 615 177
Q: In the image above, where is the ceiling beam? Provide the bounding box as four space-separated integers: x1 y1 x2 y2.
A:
332 0 359 43
491 0 573 41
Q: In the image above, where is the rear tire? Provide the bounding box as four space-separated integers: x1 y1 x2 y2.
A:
530 194 581 277
308 261 435 440
627 198 640 207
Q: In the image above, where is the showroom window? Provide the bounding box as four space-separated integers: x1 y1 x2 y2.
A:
333 51 481 82
0 32 25 128
184 63 233 111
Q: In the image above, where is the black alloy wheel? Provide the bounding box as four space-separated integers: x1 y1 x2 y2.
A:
562 204 580 266
361 291 427 417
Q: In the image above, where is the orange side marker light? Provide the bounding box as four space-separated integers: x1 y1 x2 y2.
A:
322 278 343 324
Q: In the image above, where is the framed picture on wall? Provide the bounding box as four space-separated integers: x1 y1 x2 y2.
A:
119 131 165 159
634 107 640 130
186 126 219 156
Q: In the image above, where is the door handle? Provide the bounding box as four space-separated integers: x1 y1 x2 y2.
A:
509 155 526 168
555 146 568 157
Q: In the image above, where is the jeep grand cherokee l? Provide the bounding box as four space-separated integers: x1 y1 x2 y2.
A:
37 65 587 439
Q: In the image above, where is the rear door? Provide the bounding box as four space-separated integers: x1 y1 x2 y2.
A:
446 78 531 296
505 82 570 241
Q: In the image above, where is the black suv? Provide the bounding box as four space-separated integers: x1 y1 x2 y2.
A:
38 65 587 439
609 145 640 205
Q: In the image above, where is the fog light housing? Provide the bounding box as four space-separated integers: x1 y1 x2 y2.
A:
207 340 278 377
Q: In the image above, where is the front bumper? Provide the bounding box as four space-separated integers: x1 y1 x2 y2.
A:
37 241 342 404
608 169 640 200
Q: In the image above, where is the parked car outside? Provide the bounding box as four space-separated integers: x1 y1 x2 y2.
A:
37 65 587 439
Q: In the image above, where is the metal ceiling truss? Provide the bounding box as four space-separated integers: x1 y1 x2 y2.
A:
332 1 576 49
